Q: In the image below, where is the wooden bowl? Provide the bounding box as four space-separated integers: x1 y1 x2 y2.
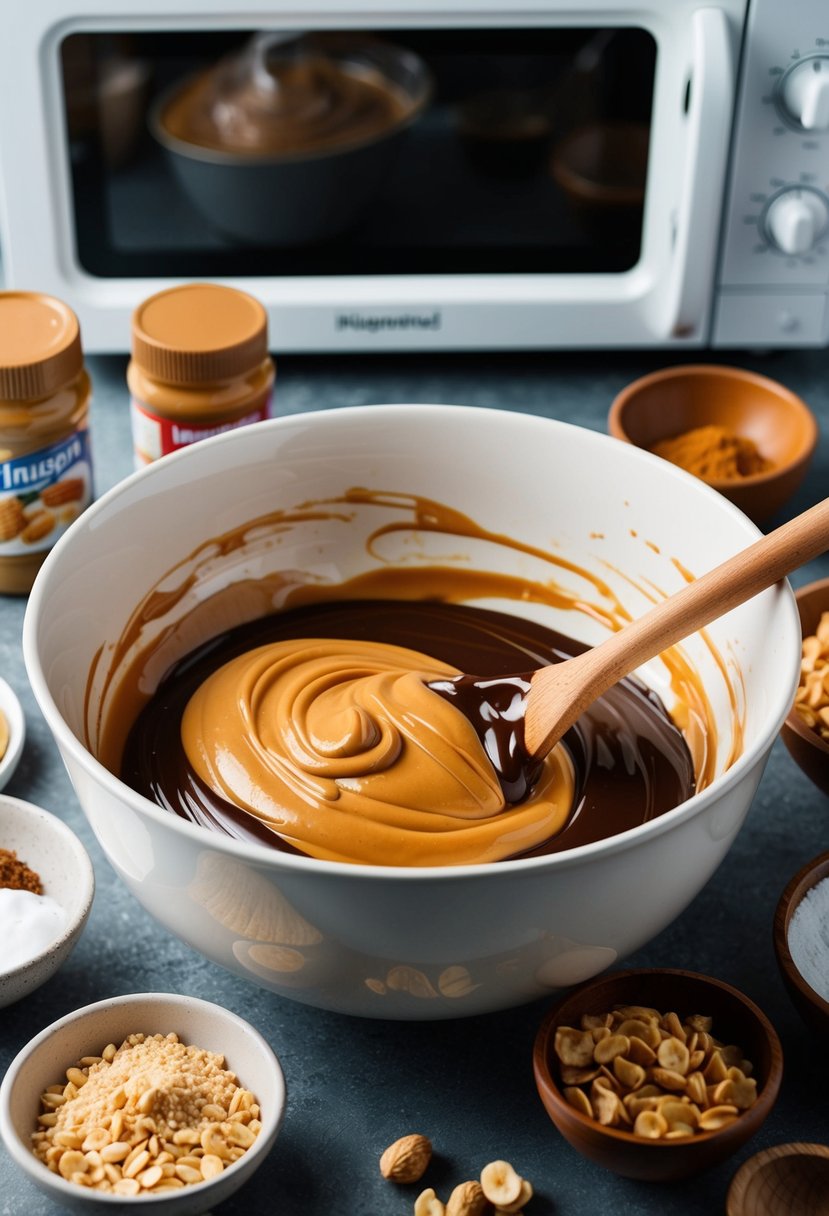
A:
726 1142 829 1215
780 578 829 797
532 968 783 1182
773 850 829 1037
608 364 818 524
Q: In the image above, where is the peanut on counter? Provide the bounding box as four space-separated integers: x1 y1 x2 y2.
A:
31 1032 261 1196
379 1134 535 1216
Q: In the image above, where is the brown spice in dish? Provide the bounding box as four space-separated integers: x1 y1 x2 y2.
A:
650 424 773 481
0 848 43 893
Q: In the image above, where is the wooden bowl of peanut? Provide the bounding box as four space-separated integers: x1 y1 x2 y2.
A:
532 968 783 1182
781 577 829 798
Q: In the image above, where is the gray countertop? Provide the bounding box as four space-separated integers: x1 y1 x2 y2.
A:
2 346 829 1215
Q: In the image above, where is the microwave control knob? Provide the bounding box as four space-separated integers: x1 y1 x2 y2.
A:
779 57 829 130
764 189 829 255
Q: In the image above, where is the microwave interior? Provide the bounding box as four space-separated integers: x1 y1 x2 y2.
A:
62 26 656 279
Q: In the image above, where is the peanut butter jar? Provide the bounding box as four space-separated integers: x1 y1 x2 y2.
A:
0 292 94 595
127 282 275 467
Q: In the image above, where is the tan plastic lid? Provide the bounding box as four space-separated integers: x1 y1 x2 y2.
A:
131 283 269 385
0 292 84 400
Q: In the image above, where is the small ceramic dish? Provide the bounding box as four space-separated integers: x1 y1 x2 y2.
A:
773 850 829 1036
780 577 829 797
607 363 819 524
0 677 25 792
726 1142 829 1215
0 794 94 1008
532 967 783 1182
0 991 286 1214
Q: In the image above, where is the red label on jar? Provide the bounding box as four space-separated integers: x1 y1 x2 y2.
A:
130 396 273 466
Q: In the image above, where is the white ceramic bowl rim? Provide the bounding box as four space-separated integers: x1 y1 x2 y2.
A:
0 991 286 1206
0 794 95 980
22 404 802 883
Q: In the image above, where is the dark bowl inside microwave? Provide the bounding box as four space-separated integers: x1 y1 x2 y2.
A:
149 39 432 246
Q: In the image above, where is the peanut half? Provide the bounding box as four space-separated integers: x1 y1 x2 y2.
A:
480 1160 523 1208
415 1187 446 1216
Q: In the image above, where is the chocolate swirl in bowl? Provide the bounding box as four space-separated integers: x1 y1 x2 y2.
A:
121 600 695 867
94 489 738 868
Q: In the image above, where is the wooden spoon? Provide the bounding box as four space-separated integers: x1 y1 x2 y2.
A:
430 497 829 801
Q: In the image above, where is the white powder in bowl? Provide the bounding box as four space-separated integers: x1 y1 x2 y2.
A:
787 875 829 1003
0 888 67 971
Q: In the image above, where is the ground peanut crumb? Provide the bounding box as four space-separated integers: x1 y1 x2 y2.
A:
31 1032 262 1196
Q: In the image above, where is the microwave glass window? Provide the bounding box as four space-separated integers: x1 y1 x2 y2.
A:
60 27 655 278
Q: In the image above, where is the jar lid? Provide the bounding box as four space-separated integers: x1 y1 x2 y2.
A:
131 283 269 385
0 292 84 400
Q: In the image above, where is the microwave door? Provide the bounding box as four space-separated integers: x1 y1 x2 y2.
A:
644 6 735 342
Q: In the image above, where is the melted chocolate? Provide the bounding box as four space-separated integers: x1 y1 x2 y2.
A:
427 671 541 804
121 599 695 859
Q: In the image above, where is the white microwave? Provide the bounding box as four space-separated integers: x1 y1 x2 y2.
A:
1 0 828 353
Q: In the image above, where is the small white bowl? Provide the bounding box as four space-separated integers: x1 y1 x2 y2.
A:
0 992 286 1214
0 794 94 1008
0 678 25 791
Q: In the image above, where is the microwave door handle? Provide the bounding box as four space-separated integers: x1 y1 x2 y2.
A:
657 7 735 339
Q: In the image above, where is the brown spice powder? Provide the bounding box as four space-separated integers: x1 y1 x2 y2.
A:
651 424 773 482
0 848 43 893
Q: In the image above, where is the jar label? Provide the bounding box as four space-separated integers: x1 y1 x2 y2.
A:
0 428 93 556
130 395 274 466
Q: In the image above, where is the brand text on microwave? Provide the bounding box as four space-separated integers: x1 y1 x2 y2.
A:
336 312 442 333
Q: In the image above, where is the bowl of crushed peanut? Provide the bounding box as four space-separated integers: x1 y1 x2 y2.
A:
532 967 783 1182
608 363 818 524
0 793 94 1008
781 577 829 797
0 991 285 1212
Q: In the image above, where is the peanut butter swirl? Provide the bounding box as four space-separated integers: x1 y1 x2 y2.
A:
181 637 575 866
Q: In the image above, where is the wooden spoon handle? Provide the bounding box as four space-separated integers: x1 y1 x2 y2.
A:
524 497 829 759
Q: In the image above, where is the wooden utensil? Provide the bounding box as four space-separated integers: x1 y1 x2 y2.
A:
523 496 829 760
431 498 829 800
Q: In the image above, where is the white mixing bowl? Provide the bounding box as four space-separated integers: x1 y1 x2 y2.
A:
22 405 800 1019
